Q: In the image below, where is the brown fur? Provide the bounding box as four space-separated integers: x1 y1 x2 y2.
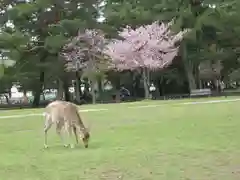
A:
43 100 90 149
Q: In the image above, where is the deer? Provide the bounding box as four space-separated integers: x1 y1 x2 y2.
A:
43 100 90 149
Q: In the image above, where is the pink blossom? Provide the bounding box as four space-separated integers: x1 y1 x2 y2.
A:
104 20 189 71
61 29 106 71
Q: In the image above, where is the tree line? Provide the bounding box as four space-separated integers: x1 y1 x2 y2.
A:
0 0 240 106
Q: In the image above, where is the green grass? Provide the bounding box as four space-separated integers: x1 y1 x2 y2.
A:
1 97 240 180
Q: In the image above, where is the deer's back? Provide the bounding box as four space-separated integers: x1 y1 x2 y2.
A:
45 100 80 125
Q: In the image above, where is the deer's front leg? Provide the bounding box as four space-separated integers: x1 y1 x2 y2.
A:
65 124 75 148
56 127 67 147
73 126 79 145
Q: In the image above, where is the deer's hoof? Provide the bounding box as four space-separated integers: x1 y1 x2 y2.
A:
64 144 69 148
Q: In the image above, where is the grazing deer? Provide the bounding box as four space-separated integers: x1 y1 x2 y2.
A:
43 100 90 149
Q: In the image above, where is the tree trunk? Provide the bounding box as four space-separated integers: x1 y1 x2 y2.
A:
195 65 200 89
57 79 64 100
98 78 103 94
90 80 96 104
32 71 44 107
97 78 103 102
32 52 47 107
158 77 164 96
215 78 220 92
62 75 70 101
4 95 10 104
8 90 11 98
182 42 197 92
142 68 149 99
42 93 45 100
199 79 203 89
23 88 28 104
186 69 197 91
75 71 81 103
23 88 27 96
131 71 135 97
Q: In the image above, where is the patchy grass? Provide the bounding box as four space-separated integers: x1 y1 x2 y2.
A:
0 97 240 179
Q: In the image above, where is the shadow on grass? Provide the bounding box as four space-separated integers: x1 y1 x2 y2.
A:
40 142 101 152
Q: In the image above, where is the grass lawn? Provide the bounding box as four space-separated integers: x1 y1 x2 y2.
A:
0 97 240 180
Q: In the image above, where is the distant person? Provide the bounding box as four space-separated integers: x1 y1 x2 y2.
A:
23 95 28 104
119 85 130 101
220 81 226 97
149 83 156 99
220 81 225 92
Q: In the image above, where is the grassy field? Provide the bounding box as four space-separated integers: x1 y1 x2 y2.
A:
0 97 240 180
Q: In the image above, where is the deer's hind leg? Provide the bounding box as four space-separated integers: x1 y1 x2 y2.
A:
44 113 53 148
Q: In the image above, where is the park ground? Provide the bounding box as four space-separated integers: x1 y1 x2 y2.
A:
0 97 240 180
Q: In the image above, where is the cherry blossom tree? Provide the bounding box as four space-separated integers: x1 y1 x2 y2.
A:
61 29 108 104
62 29 107 71
104 20 189 98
